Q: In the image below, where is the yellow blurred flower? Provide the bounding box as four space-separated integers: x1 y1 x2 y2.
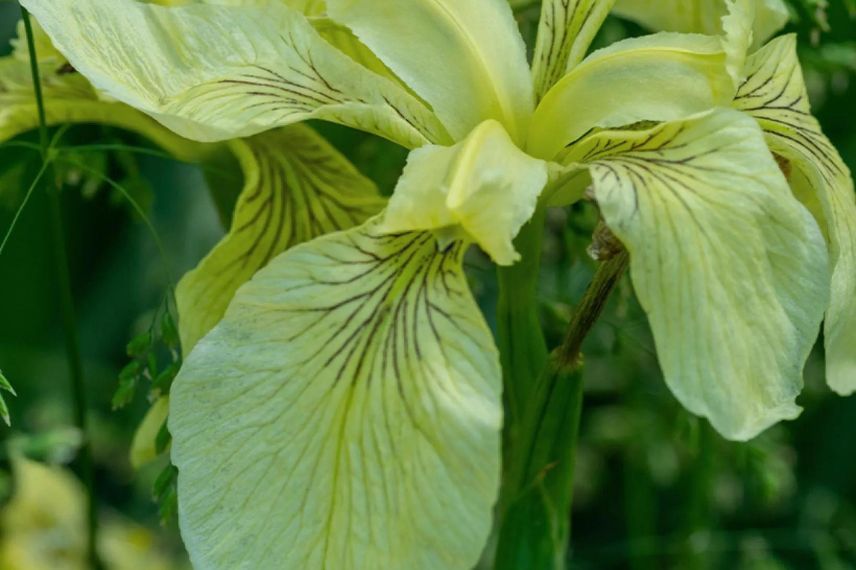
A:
0 456 180 570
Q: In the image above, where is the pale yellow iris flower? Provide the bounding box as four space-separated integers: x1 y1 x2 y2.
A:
7 0 855 567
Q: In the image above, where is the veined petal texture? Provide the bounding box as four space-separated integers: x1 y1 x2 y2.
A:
22 0 450 148
176 124 385 353
170 220 502 569
566 109 829 440
529 33 734 160
531 0 617 99
735 36 856 395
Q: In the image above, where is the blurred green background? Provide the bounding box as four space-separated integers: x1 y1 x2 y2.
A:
0 1 854 568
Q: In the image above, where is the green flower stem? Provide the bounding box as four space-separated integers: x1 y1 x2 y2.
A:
496 236 629 570
20 8 103 569
493 209 548 561
495 360 585 570
496 209 549 433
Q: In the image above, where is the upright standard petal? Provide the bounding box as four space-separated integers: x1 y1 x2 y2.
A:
22 0 450 148
564 109 829 440
328 0 534 142
380 120 548 266
734 36 856 395
176 124 385 353
612 0 789 46
529 33 735 160
531 0 617 99
170 220 502 570
721 0 754 86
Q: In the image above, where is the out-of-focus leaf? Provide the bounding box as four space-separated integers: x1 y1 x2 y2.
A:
0 369 15 426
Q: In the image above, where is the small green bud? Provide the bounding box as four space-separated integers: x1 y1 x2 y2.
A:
154 464 178 497
161 312 180 349
155 421 171 454
153 362 180 394
126 331 152 358
0 369 17 396
112 377 137 410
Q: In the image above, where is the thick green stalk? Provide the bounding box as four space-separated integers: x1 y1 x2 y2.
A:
20 9 103 569
496 239 629 569
496 210 549 432
495 359 584 570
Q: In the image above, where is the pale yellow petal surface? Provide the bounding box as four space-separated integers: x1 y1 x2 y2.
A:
529 33 734 160
721 0 754 86
327 0 534 142
735 36 856 395
311 17 399 80
170 221 502 569
176 124 385 353
612 0 789 46
10 19 63 64
380 120 548 265
22 0 449 148
0 56 206 162
285 0 326 14
753 0 789 41
531 0 617 99
130 397 170 469
565 110 829 440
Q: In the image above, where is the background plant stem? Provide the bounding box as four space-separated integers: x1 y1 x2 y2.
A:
554 250 629 373
20 8 103 569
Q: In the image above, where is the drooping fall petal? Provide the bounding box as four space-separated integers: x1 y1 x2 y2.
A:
176 124 385 353
170 220 502 570
21 0 450 148
734 35 856 395
0 53 205 162
564 109 829 440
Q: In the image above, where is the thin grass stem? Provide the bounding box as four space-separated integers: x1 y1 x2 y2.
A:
20 8 103 569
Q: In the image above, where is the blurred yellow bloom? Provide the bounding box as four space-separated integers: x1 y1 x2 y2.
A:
0 456 180 570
